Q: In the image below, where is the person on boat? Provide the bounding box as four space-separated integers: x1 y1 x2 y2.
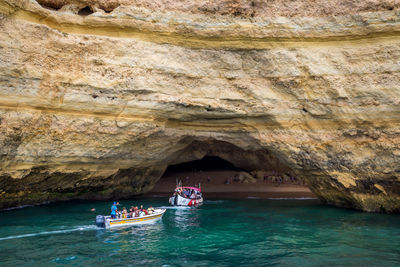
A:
129 206 135 218
134 206 140 217
140 205 148 215
139 209 145 217
147 205 155 214
122 207 128 218
110 202 118 219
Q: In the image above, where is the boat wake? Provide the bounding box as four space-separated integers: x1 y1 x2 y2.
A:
1 201 51 211
0 225 100 241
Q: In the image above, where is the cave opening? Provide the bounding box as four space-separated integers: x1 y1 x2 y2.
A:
78 6 93 16
148 142 315 199
154 155 246 193
164 156 244 174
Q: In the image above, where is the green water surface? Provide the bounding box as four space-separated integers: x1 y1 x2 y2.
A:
0 198 399 266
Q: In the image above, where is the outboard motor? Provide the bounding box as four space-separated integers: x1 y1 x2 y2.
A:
95 215 105 228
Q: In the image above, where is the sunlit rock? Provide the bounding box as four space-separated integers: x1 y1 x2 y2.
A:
0 0 400 212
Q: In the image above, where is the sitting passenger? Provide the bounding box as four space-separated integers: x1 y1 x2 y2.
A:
140 205 148 215
122 207 128 218
128 206 134 218
147 205 155 214
134 207 139 217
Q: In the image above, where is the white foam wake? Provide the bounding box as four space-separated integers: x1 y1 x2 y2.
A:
0 225 99 241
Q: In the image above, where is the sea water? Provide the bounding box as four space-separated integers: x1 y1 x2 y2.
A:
0 198 399 266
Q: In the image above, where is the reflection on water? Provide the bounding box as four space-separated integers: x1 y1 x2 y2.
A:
0 198 399 266
170 207 201 229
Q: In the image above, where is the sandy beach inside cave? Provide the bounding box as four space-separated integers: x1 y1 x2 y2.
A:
147 170 316 199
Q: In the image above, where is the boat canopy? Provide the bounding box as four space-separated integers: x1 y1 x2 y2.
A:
178 186 201 192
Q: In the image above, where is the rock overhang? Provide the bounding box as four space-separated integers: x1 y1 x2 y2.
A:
0 0 400 212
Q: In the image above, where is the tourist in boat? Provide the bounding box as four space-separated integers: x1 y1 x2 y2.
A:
148 205 155 214
139 209 145 217
134 206 140 217
182 189 189 198
177 187 182 195
122 207 128 218
129 206 135 218
110 202 118 219
140 205 148 215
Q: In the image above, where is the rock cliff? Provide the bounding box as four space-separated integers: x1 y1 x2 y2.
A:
1 0 400 212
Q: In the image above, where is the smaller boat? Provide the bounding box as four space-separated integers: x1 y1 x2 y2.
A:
169 181 203 207
95 208 166 229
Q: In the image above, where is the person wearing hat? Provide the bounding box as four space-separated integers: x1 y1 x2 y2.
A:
110 202 119 219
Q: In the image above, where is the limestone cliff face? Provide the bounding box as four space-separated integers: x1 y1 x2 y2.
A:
1 0 400 212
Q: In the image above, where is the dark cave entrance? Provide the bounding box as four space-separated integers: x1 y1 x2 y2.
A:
156 156 245 192
149 150 314 198
78 6 94 16
164 156 244 174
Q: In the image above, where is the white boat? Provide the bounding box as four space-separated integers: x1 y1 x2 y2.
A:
169 185 203 207
95 208 166 228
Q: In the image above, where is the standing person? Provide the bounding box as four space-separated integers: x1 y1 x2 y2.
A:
110 202 118 219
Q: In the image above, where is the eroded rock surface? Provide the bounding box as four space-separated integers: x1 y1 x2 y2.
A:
1 0 400 212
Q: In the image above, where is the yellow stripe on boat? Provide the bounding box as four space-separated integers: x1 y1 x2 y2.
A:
109 214 162 225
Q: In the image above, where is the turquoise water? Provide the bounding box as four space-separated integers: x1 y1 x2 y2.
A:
0 198 399 266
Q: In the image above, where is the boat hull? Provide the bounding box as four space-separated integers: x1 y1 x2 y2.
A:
169 195 203 207
100 209 166 228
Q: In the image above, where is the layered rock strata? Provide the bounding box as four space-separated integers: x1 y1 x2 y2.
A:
1 0 400 212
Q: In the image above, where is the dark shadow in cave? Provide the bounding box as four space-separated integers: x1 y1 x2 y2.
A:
149 152 314 199
164 156 244 175
78 6 93 16
145 139 315 199
38 2 61 11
